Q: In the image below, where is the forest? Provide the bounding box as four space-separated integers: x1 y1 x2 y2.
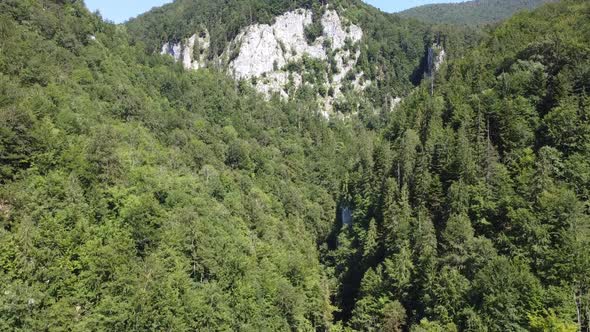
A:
399 0 558 26
0 0 589 331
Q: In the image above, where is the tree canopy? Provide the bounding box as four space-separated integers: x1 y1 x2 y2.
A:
0 0 589 331
399 0 558 26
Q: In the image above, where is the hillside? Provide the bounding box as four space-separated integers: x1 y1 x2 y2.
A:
399 0 558 25
126 0 449 112
0 0 355 329
339 0 590 329
1 0 589 331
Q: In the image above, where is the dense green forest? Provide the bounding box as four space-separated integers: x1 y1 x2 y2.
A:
339 0 590 330
0 0 355 329
399 0 558 26
1 0 589 331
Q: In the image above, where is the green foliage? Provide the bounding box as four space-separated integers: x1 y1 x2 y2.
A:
1 0 589 331
327 0 590 330
399 0 558 26
529 310 578 332
411 319 458 332
304 3 324 44
0 1 365 330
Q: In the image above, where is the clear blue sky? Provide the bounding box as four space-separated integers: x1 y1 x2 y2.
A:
85 0 465 24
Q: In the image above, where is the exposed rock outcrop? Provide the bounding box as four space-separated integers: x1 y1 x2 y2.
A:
229 9 324 80
161 8 368 109
228 8 365 101
434 46 446 72
427 43 446 76
161 29 210 70
390 97 402 111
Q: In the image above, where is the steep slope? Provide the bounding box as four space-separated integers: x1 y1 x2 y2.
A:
331 0 590 330
1 0 589 331
0 0 366 330
126 0 436 112
399 0 558 25
160 8 367 107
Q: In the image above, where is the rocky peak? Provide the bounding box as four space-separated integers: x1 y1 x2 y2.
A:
229 9 362 80
160 7 368 109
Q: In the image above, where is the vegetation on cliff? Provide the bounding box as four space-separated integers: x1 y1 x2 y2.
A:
0 0 588 331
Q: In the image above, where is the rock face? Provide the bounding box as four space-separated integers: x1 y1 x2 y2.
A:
229 9 324 80
228 9 365 101
427 43 446 76
434 46 446 72
161 29 210 70
322 10 362 50
341 207 353 226
161 8 368 106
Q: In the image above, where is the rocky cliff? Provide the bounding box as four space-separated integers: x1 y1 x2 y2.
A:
161 29 210 71
161 8 369 110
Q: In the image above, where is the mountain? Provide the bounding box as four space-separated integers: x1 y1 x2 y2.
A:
399 0 558 25
1 0 589 331
0 0 349 329
126 0 452 113
342 0 590 329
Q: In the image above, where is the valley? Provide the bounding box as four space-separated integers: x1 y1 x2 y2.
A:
0 0 589 331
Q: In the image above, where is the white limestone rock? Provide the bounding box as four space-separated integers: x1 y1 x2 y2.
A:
435 47 446 71
161 29 210 70
229 9 325 80
161 8 369 111
391 97 402 111
256 71 302 99
229 9 364 100
321 10 362 50
161 41 183 62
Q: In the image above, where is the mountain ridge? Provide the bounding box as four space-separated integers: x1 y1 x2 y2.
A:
127 0 463 114
399 0 558 25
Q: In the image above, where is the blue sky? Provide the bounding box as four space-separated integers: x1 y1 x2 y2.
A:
85 0 465 24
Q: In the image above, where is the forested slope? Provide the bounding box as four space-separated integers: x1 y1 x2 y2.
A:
0 0 364 330
399 0 558 26
126 0 441 105
0 0 589 331
336 0 590 330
